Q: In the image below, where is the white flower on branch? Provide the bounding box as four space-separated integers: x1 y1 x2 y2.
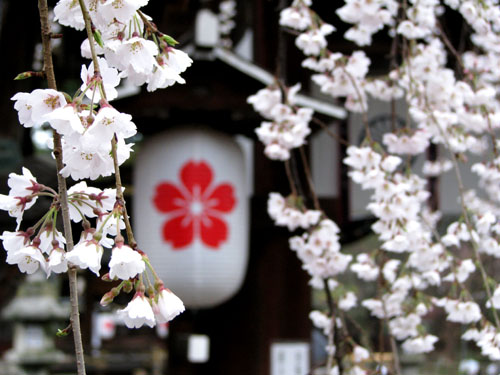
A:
60 136 132 180
94 0 149 26
439 298 482 324
80 57 121 101
47 246 68 276
279 5 312 31
0 230 30 253
338 291 357 311
66 238 104 276
153 288 185 323
389 314 421 341
7 245 47 275
108 243 145 280
352 345 370 363
295 25 334 56
486 286 500 310
105 37 159 86
118 293 155 329
401 335 438 354
12 89 66 128
146 49 193 92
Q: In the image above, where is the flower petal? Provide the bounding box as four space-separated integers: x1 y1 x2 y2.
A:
206 183 236 212
180 160 212 195
154 183 185 213
201 215 228 248
162 215 193 249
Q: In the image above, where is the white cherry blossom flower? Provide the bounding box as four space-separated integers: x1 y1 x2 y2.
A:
43 104 85 137
97 0 149 25
153 288 185 323
309 310 331 335
108 244 145 280
66 239 103 276
146 48 193 92
7 245 47 275
353 346 370 363
402 335 438 354
105 37 159 86
486 286 500 309
443 299 482 324
12 89 66 128
47 247 68 276
80 57 120 101
118 293 155 328
0 230 30 253
53 0 85 30
389 314 421 340
279 6 312 31
338 291 357 311
88 106 137 143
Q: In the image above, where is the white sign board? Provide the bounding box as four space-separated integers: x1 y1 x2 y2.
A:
271 341 310 375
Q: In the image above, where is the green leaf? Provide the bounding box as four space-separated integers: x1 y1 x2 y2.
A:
56 329 69 337
161 35 179 46
14 71 40 80
93 30 104 49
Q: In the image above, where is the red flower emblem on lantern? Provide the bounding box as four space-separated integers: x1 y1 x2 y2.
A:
153 160 236 249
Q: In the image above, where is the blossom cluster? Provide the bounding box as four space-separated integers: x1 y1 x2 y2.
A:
248 84 313 160
250 0 500 371
13 84 134 181
54 0 192 92
218 0 237 48
3 0 191 331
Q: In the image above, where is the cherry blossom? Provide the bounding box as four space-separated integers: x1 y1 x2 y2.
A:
80 57 120 101
6 245 47 275
118 293 155 329
66 238 104 276
108 243 145 280
153 288 185 323
11 89 66 128
402 335 439 354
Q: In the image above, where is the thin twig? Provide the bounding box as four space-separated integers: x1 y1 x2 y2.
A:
299 146 321 211
284 159 298 197
78 0 137 248
38 1 86 374
311 117 350 146
111 136 137 248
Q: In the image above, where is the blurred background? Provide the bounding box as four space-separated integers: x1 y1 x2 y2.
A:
0 1 493 374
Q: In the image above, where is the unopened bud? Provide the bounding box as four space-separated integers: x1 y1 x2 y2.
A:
154 281 165 292
147 285 155 296
123 280 133 293
100 291 115 306
14 71 44 80
114 235 125 247
101 273 112 282
93 30 104 48
161 34 179 46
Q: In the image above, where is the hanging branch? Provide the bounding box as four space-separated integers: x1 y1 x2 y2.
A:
77 0 137 248
38 1 86 374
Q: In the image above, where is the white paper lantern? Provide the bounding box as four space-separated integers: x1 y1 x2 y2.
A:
133 127 249 308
